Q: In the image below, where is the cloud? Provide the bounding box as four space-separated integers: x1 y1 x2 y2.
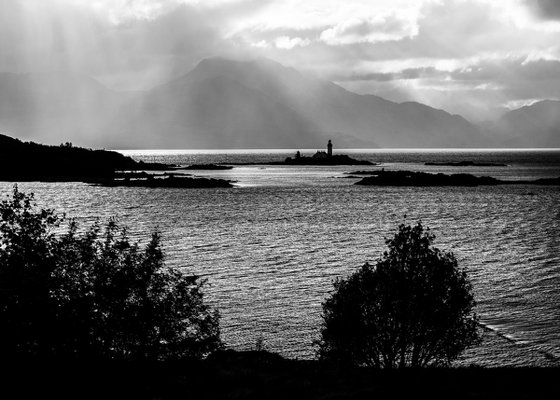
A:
504 98 552 110
0 0 244 89
0 0 109 72
88 0 180 24
1 0 560 121
339 54 560 120
319 14 419 45
526 0 560 21
305 0 560 120
331 66 441 82
274 36 311 50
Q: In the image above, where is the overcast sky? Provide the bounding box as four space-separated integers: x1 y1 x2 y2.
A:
1 0 560 121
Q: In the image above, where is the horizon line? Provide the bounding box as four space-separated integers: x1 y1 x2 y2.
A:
117 148 560 154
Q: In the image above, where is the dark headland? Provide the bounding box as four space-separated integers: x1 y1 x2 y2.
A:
0 133 168 181
354 170 560 186
0 133 233 188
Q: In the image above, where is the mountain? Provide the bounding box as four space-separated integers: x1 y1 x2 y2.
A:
487 100 560 147
150 57 483 148
2 57 553 149
112 66 325 149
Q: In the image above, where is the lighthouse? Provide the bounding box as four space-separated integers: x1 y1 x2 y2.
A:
327 140 333 157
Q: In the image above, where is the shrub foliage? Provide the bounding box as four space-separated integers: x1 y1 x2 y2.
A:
0 186 221 360
318 222 480 368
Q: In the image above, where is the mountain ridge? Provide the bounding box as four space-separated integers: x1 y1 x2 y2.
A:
483 100 560 147
0 57 557 148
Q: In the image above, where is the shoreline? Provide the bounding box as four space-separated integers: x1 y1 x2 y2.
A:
5 355 559 399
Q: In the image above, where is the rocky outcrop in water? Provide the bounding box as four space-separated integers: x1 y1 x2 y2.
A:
184 164 234 170
96 173 234 188
425 161 507 167
284 154 374 166
355 170 560 187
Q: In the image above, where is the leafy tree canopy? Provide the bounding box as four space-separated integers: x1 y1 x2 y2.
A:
0 186 221 360
318 222 481 368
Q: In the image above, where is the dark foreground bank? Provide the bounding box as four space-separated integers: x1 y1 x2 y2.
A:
4 351 558 399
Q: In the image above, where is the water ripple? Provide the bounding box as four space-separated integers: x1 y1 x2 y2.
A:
2 154 559 366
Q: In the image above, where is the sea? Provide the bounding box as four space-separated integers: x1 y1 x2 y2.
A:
2 148 559 367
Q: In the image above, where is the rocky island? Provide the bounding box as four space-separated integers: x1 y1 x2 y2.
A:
184 164 233 170
354 170 560 186
283 140 374 166
425 161 507 167
222 140 375 166
99 173 234 188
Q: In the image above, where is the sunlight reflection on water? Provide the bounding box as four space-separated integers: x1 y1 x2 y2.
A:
1 149 559 366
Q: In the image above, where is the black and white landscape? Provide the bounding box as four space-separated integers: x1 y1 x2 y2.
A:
1 1 559 398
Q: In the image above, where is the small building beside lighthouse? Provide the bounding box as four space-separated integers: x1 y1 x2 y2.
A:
312 140 333 159
284 139 372 165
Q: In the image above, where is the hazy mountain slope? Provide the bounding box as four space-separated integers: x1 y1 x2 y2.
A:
2 58 556 149
0 68 329 149
179 58 483 147
121 57 371 148
0 72 126 147
113 73 325 149
489 100 560 147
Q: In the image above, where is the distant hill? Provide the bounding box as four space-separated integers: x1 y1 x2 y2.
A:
133 57 482 148
487 100 560 147
1 58 557 148
115 68 326 149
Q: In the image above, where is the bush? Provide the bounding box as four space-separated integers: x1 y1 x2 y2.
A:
0 186 221 360
317 222 481 368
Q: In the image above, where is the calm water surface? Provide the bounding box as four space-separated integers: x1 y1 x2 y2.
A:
2 149 559 366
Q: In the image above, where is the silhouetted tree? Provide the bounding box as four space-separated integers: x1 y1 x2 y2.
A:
0 186 221 360
317 222 480 368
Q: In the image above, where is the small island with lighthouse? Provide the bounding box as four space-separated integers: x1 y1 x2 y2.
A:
284 140 374 165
